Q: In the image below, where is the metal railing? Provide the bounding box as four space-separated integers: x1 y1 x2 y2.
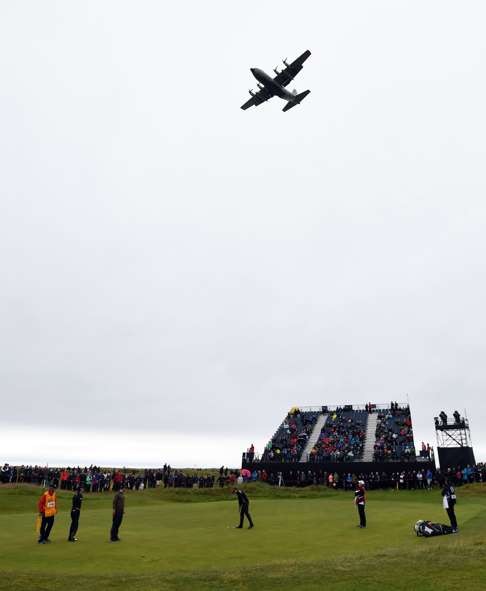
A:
293 403 409 412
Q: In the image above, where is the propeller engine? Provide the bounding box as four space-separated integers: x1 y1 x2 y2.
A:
273 66 280 75
283 58 289 66
248 89 255 96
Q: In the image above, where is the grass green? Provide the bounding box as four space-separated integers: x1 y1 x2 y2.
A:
0 483 485 590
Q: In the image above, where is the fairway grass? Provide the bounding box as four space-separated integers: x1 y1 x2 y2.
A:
1 484 485 590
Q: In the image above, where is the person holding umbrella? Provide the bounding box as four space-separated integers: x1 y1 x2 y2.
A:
240 468 252 481
233 487 254 529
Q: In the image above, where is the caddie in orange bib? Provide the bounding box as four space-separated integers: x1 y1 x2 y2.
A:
37 484 58 543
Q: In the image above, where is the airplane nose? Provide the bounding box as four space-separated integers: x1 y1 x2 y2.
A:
250 68 256 74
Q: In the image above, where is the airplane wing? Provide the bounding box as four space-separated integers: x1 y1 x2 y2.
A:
241 86 275 110
273 50 311 88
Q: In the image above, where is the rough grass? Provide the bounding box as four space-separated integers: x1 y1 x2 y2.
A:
1 483 485 590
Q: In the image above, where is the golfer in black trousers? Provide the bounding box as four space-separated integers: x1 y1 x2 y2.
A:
233 488 254 529
68 486 84 541
110 486 125 542
354 480 366 528
441 480 458 532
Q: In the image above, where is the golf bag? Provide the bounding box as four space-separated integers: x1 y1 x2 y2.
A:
414 520 454 537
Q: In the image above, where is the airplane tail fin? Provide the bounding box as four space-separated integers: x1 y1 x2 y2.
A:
282 89 310 112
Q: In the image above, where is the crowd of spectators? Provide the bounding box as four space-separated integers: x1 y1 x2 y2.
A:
0 463 161 490
0 463 216 490
2 461 485 492
163 468 215 488
259 404 420 465
0 462 265 490
373 406 416 461
440 464 481 486
262 468 433 489
262 408 319 462
419 441 433 459
246 463 486 489
309 410 366 462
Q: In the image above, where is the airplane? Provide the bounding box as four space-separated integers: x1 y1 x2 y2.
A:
241 50 311 112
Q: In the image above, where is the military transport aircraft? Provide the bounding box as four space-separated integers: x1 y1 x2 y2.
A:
241 50 311 112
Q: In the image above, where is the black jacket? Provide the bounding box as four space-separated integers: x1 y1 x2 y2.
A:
113 491 125 514
235 490 249 507
71 492 83 512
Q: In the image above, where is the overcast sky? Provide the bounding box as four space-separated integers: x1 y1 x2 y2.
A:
1 1 485 467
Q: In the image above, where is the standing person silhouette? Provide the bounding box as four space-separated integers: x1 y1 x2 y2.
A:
354 479 366 528
37 484 58 543
110 486 125 542
441 479 458 532
233 488 254 529
68 486 84 542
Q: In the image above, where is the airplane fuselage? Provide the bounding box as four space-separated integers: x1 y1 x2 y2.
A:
251 68 295 101
241 50 311 112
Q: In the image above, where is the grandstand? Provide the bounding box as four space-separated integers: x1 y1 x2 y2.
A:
243 403 434 476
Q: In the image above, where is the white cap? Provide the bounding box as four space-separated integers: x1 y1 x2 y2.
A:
358 480 365 485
